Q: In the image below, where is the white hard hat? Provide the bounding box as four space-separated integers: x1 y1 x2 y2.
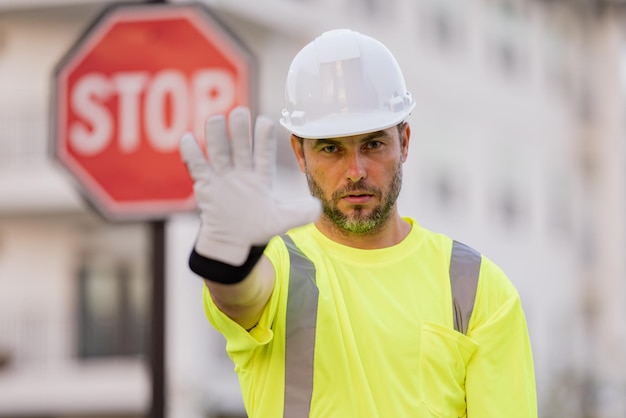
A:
280 29 415 139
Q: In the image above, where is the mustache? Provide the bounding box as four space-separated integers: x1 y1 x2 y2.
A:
332 181 381 200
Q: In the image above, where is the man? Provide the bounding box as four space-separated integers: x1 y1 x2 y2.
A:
180 29 537 417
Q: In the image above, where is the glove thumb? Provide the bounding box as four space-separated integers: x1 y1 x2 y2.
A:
266 196 322 240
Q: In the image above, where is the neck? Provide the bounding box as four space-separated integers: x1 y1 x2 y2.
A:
315 211 411 249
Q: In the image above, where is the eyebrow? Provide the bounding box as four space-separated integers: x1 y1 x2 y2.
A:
311 130 389 146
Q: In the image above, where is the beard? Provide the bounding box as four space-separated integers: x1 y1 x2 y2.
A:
305 161 403 234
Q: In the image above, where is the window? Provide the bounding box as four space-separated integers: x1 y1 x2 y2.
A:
417 0 468 52
360 0 380 15
76 223 149 359
347 0 393 20
484 0 529 79
497 187 523 227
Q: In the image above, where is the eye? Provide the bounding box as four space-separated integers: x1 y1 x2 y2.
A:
365 140 383 150
321 144 339 153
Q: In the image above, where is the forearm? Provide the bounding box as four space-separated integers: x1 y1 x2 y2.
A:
204 255 275 330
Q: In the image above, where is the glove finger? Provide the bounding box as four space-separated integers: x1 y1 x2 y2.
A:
229 107 253 170
179 132 211 182
253 115 276 188
205 114 231 174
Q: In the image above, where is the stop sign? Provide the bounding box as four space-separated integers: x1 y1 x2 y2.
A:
52 3 256 220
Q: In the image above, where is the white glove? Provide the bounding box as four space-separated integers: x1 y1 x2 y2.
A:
180 106 321 266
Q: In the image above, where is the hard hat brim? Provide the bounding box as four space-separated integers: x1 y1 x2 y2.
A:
280 105 415 139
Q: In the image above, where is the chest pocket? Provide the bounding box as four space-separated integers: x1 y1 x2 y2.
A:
420 240 481 418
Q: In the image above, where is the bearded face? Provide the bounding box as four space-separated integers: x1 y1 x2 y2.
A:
305 160 403 234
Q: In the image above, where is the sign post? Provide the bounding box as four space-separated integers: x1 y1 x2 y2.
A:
51 3 256 416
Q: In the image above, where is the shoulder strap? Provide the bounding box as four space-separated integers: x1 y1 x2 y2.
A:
449 240 482 335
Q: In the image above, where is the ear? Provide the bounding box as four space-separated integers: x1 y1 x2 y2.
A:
400 122 411 163
290 135 307 173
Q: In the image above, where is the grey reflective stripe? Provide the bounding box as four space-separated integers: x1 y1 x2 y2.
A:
281 234 318 418
450 240 482 335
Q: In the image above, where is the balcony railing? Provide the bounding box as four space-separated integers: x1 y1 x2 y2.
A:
0 104 49 170
0 310 57 370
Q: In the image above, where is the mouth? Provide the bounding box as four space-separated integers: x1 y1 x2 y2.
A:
341 192 374 205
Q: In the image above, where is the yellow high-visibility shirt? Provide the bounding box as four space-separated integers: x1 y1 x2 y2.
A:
202 218 537 417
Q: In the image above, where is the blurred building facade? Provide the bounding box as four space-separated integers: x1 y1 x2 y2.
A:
0 0 624 417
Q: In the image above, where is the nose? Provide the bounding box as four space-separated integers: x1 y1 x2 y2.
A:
345 151 367 183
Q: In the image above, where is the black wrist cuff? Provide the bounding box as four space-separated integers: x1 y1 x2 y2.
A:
189 245 267 284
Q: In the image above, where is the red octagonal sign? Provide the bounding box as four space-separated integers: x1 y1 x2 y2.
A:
52 3 256 220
